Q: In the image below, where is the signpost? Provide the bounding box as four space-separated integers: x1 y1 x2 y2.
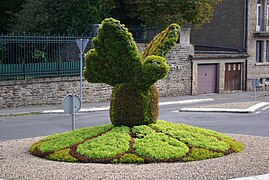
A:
62 94 81 130
251 78 260 102
76 38 89 106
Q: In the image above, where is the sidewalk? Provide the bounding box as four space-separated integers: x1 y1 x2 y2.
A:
0 90 269 116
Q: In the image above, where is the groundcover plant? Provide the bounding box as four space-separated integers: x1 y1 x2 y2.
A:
29 18 244 163
30 120 243 163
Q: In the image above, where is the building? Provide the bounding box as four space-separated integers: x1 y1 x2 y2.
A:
191 0 269 93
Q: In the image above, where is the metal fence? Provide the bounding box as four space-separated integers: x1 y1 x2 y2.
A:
0 35 92 80
0 27 157 81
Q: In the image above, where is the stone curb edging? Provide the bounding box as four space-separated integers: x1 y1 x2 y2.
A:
179 102 269 113
229 173 269 180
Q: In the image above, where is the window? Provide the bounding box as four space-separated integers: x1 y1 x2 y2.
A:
266 41 269 62
256 41 262 63
267 2 269 31
257 0 262 31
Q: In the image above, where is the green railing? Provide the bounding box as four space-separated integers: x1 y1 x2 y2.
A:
0 28 156 81
0 62 83 80
0 35 92 80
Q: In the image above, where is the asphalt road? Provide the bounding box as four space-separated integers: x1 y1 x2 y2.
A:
1 97 269 141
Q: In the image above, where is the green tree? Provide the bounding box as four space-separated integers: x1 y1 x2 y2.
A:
10 0 114 35
0 0 25 33
83 18 180 126
124 0 222 29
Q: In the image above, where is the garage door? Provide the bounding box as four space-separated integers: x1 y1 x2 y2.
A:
198 64 217 94
225 63 242 91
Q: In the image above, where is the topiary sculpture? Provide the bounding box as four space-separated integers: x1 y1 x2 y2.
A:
29 18 244 164
83 18 180 127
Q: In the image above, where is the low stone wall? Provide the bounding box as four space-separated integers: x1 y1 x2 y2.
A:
0 44 193 108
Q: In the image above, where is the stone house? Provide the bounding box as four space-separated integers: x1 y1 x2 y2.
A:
191 0 269 92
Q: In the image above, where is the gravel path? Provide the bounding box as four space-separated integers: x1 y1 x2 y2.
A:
1 134 269 180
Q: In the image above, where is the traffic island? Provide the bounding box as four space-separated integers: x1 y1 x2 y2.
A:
29 120 244 163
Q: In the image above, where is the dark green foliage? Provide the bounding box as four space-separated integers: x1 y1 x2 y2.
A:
29 121 244 163
9 0 113 35
0 0 25 33
110 84 153 126
84 18 180 127
141 55 170 86
182 148 224 162
110 84 160 127
124 0 222 29
84 18 143 86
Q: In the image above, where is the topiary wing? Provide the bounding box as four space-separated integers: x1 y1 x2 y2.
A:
142 24 181 59
83 18 143 86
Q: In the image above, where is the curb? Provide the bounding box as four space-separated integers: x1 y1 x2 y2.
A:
179 102 269 113
229 173 269 180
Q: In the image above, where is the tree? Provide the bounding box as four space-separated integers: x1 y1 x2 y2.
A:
124 0 222 29
0 0 25 33
83 18 180 126
10 0 114 35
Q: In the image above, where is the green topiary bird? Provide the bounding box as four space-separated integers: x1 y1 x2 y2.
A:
83 18 180 127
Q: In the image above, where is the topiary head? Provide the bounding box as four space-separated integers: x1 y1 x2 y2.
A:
141 55 170 85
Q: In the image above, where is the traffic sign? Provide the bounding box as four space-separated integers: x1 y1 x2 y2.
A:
76 39 89 54
62 94 81 114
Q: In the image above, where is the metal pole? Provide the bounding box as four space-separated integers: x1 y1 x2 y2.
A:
72 95 75 130
80 51 83 105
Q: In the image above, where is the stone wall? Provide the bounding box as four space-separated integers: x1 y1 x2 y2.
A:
0 44 193 108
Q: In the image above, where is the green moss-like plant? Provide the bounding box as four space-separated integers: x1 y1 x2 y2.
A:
223 139 244 153
30 121 244 163
182 148 224 162
112 153 145 164
76 126 130 159
132 125 189 160
47 148 78 163
84 18 180 127
29 124 113 154
150 120 231 152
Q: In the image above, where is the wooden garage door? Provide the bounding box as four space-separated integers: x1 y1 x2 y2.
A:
225 63 242 91
198 64 217 94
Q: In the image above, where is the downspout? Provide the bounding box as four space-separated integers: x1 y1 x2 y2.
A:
243 0 248 91
243 0 248 51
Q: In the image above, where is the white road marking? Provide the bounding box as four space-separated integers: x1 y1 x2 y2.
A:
255 111 261 115
261 106 269 111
